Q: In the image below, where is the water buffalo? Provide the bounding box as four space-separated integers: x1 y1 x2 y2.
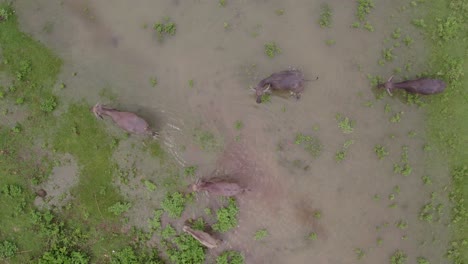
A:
182 225 221 249
92 103 158 137
379 75 446 96
190 178 249 197
253 69 317 103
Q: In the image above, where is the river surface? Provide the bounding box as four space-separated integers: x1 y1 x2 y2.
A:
15 0 450 263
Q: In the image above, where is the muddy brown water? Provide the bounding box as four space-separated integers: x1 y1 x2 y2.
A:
12 0 451 263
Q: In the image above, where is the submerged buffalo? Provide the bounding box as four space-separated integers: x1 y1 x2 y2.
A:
378 75 446 96
182 225 221 249
190 178 249 197
92 103 157 137
253 69 318 103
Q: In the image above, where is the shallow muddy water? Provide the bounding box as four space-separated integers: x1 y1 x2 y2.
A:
14 0 451 263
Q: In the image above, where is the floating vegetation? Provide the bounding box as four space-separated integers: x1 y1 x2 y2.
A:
150 77 158 87
184 166 197 177
390 250 407 264
335 139 354 163
354 248 366 260
336 114 355 134
161 192 187 218
390 111 404 123
153 17 176 41
295 133 323 158
254 229 268 241
319 4 333 28
382 48 394 62
275 9 285 16
264 42 281 58
193 128 221 151
213 198 239 233
308 232 318 241
393 145 412 176
107 201 131 216
374 145 389 159
216 250 244 264
234 120 244 130
391 28 402 39
325 39 336 46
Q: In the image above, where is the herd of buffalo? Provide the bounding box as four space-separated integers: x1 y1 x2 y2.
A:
42 71 444 248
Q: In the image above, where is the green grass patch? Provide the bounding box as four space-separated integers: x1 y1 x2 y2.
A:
53 103 122 222
419 0 468 260
0 4 61 116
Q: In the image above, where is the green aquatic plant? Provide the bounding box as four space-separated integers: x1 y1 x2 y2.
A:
218 0 226 7
356 0 374 22
390 112 403 123
354 248 366 260
254 229 268 241
363 22 374 32
382 48 394 62
422 175 432 185
319 4 333 28
167 234 206 264
0 7 13 21
416 257 429 264
325 39 336 46
193 128 220 151
216 250 244 264
234 120 244 130
374 145 388 159
0 240 18 259
148 209 164 231
390 250 407 264
110 246 163 264
308 232 318 240
391 28 401 39
396 220 408 229
434 15 461 42
40 96 58 113
213 198 239 233
313 210 322 219
264 42 281 58
161 225 177 240
188 79 194 88
161 192 187 218
107 201 131 216
184 165 197 177
403 36 414 46
336 114 355 134
295 133 323 158
150 77 158 87
275 9 285 16
144 180 157 192
335 140 354 163
412 18 426 28
153 18 176 41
